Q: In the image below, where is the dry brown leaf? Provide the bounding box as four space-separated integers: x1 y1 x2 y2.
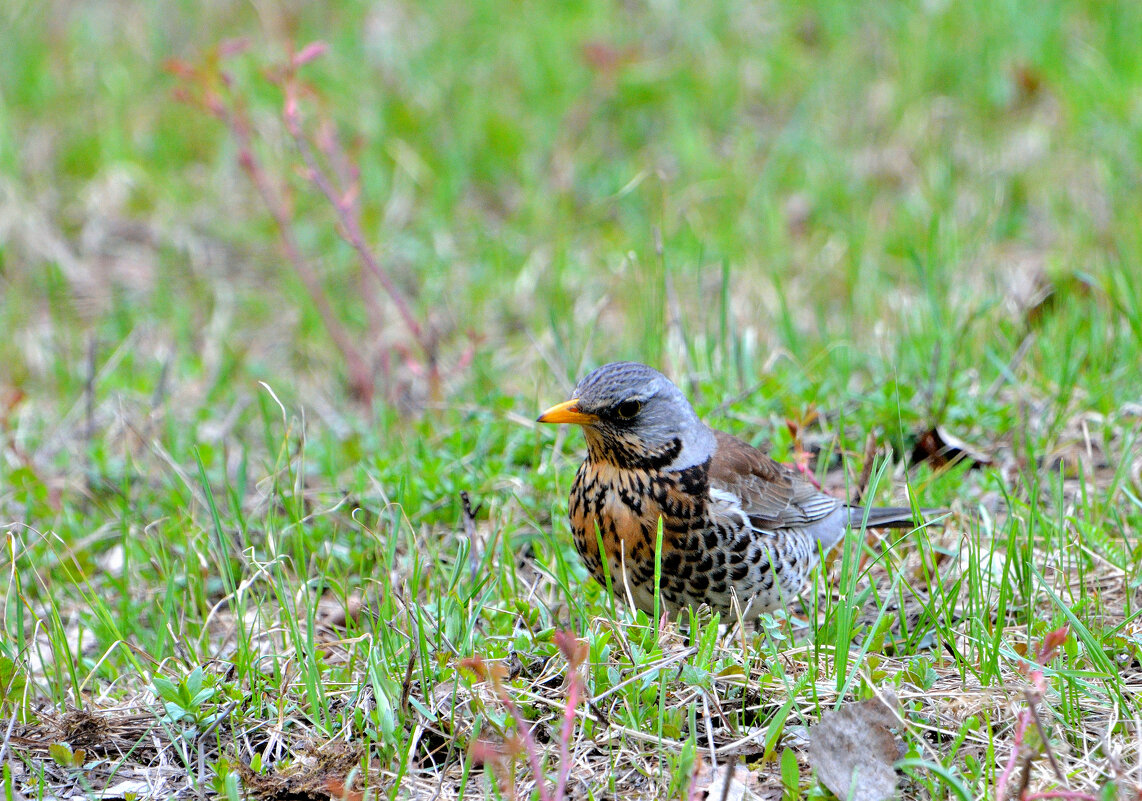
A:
314 592 364 629
688 759 781 801
685 758 776 799
808 690 901 801
911 425 992 469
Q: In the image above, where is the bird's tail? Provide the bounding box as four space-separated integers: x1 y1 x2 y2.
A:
846 506 947 529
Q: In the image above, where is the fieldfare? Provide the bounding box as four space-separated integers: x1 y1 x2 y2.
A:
538 361 940 620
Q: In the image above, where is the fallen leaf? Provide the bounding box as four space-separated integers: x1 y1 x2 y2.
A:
101 777 164 799
688 759 779 801
808 690 901 801
1018 271 1095 329
315 592 363 629
911 426 992 469
324 777 365 801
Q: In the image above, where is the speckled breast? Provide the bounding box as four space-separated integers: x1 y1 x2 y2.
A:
568 458 818 619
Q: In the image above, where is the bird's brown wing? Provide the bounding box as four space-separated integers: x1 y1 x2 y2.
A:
708 430 840 529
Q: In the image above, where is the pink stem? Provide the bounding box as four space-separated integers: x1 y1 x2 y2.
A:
282 92 433 367
217 101 374 405
995 711 1029 799
493 681 553 801
553 673 581 801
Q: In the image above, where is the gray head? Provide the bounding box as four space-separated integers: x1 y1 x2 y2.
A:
538 362 716 470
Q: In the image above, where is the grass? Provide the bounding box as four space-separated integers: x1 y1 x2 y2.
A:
2 0 1141 798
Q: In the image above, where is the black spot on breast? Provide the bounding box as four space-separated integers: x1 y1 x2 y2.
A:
729 563 749 581
619 487 643 514
677 460 710 495
663 551 681 573
703 529 719 550
710 567 727 583
731 536 750 553
690 573 709 592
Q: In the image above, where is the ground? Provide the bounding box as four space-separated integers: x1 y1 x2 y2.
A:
1 1 1141 799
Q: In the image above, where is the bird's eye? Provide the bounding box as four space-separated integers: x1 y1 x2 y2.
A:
615 400 642 419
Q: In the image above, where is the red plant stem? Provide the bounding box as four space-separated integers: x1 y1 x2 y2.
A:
1026 690 1066 785
996 627 1076 801
282 95 434 369
491 677 553 801
996 710 1029 799
217 102 374 405
553 671 582 801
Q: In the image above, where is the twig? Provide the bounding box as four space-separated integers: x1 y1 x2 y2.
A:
718 753 739 801
463 632 587 801
0 708 18 766
460 491 481 585
205 81 374 405
84 334 97 442
462 657 552 801
995 626 1076 801
281 75 440 398
1027 691 1067 785
398 645 417 715
166 40 462 407
850 431 879 505
553 631 586 801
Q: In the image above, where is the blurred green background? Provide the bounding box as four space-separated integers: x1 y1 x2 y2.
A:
3 0 1138 418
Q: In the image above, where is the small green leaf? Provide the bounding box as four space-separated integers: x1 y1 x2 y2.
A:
49 743 74 766
896 758 973 801
715 664 745 678
0 657 29 721
780 747 800 801
152 677 180 704
185 667 204 698
374 685 396 741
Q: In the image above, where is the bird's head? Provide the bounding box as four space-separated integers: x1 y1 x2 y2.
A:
537 362 716 470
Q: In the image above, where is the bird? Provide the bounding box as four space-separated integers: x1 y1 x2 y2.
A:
537 361 941 621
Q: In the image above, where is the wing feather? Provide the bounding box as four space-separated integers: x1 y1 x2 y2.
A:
708 430 840 529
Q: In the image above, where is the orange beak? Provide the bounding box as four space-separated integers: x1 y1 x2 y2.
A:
536 399 598 425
